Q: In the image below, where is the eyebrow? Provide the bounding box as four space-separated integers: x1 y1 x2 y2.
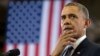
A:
68 13 77 16
61 13 77 17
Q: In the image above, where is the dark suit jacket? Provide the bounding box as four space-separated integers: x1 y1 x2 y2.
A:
72 38 100 56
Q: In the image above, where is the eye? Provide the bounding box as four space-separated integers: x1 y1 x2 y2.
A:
68 14 78 19
61 15 66 20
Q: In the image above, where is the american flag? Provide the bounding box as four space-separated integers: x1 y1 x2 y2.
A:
5 0 73 56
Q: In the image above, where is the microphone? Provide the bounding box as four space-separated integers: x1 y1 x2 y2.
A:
3 49 20 56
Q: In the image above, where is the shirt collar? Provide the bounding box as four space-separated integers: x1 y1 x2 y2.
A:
73 35 86 49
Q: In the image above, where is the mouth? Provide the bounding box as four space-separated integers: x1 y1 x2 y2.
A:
63 26 74 31
64 28 73 31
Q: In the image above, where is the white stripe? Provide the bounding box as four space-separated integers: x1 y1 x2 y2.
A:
17 44 24 56
6 44 14 52
50 1 61 54
28 44 35 56
39 1 50 56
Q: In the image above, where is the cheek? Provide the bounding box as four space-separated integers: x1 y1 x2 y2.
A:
74 25 84 37
74 22 85 32
78 20 85 28
61 20 64 28
61 23 63 28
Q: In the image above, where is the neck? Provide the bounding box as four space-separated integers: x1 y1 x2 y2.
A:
79 29 86 39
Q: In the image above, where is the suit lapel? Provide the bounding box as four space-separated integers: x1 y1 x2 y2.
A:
72 38 91 56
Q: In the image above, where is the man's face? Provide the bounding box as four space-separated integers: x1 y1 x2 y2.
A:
61 6 89 38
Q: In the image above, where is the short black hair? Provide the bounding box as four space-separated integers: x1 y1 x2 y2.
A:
65 2 89 19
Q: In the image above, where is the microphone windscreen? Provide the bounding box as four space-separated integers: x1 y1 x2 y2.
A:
7 49 20 56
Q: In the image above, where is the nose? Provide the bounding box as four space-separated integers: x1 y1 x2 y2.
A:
63 18 71 25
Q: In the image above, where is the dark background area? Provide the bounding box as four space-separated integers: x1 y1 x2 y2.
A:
0 0 7 52
0 0 100 53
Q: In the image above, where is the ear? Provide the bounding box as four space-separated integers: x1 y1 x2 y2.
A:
84 19 92 28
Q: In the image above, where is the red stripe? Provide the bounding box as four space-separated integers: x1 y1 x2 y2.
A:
58 0 64 37
35 43 39 56
14 43 17 49
24 43 28 56
4 43 7 52
46 0 54 56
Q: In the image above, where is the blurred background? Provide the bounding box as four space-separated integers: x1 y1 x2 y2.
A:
0 0 100 56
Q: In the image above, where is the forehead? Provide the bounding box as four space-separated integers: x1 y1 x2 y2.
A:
61 6 81 15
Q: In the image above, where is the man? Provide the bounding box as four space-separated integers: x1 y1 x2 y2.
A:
51 2 100 56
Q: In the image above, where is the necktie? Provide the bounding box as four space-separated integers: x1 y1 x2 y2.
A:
61 45 73 56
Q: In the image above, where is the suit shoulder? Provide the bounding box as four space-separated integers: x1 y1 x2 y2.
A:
92 44 100 56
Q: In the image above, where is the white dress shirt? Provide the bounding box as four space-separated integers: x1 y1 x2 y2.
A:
73 35 86 49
